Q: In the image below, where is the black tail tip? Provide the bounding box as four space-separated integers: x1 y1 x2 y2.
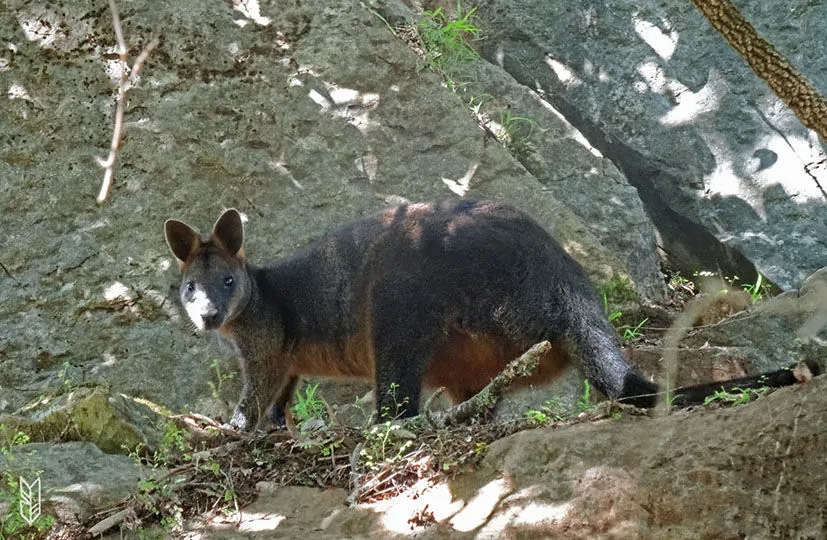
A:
615 360 822 410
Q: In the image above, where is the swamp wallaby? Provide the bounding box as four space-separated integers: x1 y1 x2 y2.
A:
165 200 815 430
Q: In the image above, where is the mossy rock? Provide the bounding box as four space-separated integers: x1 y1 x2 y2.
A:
0 387 168 454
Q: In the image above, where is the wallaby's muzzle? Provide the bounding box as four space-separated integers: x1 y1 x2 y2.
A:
182 286 225 331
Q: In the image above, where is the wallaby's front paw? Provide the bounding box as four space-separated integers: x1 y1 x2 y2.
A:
228 409 252 431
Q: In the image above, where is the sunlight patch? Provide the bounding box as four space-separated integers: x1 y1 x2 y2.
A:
8 83 31 101
533 93 603 158
545 55 582 88
658 69 725 127
632 15 678 61
269 154 304 189
209 510 285 532
104 282 131 302
754 132 827 202
442 162 479 196
373 481 464 534
18 15 61 47
231 0 271 26
100 351 117 367
449 477 513 532
306 81 382 132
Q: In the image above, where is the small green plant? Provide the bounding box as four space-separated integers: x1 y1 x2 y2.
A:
603 292 623 323
418 2 480 76
600 276 646 340
496 110 536 159
740 273 767 302
662 376 682 412
292 383 328 429
207 358 236 400
379 382 410 421
703 387 768 407
360 421 414 471
667 271 697 305
524 398 566 426
577 380 594 413
621 317 648 340
668 272 694 289
136 475 183 534
153 422 190 467
131 423 194 534
466 93 490 115
0 426 29 459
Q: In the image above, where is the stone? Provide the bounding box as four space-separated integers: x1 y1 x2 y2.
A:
472 0 827 290
0 442 144 530
0 386 168 454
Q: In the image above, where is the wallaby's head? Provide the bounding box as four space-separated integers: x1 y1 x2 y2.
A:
164 209 251 331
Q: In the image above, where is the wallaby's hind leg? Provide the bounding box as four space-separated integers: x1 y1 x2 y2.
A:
370 278 446 419
267 376 298 428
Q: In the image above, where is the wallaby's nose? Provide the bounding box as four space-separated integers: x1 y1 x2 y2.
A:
202 308 221 330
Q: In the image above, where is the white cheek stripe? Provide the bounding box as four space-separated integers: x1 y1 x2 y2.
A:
185 289 214 330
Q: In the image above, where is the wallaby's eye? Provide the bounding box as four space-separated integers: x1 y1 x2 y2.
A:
185 281 195 292
224 276 234 287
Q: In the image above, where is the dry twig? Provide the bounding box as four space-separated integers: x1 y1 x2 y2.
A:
96 0 159 203
410 340 550 429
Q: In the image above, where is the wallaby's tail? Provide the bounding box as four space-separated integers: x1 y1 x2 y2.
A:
566 297 821 409
663 360 821 408
564 301 660 407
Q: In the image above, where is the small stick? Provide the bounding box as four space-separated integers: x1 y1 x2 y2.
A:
96 0 158 203
87 507 134 536
406 340 550 429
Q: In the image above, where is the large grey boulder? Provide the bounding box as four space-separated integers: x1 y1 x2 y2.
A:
0 442 144 532
473 0 827 290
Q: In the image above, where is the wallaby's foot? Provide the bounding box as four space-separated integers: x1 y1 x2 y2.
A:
268 405 288 428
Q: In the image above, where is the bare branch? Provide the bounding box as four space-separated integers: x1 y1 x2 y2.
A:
407 340 550 429
96 0 159 204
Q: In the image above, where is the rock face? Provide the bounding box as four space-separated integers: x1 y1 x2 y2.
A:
0 0 661 418
473 0 827 290
453 376 827 539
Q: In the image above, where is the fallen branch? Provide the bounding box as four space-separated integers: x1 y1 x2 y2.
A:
96 0 159 203
170 412 254 443
407 340 550 429
87 507 134 537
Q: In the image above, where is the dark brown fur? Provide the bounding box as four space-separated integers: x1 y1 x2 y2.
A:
165 201 817 430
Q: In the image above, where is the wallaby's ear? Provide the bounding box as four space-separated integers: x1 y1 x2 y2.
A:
212 209 244 256
165 219 200 264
